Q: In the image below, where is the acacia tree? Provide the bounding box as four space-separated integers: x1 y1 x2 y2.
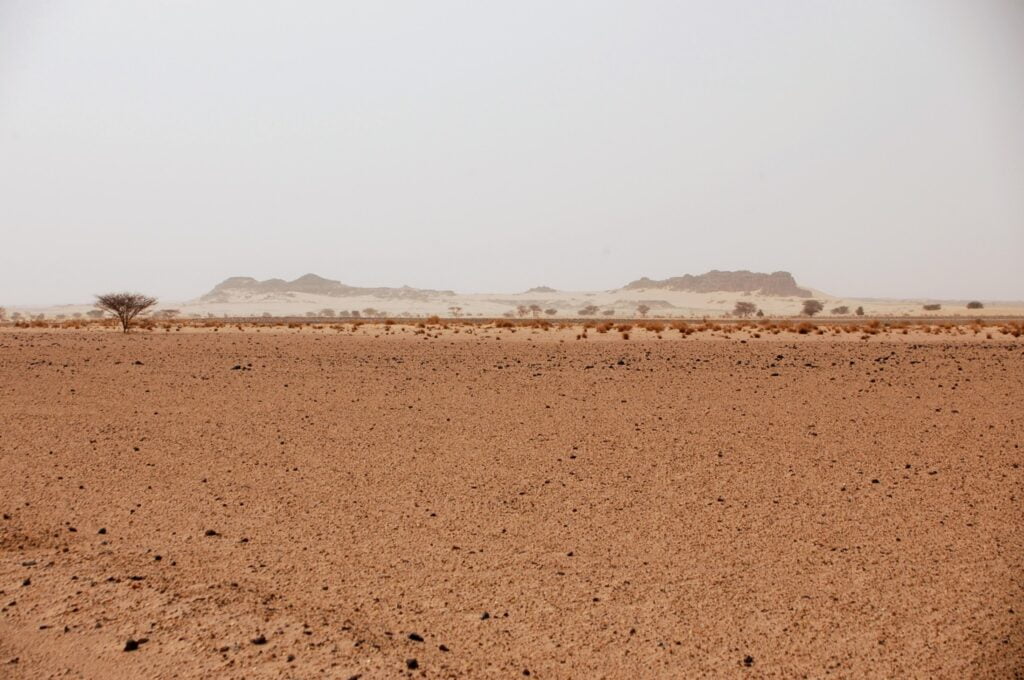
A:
529 304 542 318
95 292 157 333
733 301 757 318
636 304 651 318
801 299 824 317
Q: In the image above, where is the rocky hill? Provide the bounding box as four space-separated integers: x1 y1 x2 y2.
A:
200 274 454 303
622 270 812 297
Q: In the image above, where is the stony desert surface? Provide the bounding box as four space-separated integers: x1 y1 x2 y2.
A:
1 327 1022 678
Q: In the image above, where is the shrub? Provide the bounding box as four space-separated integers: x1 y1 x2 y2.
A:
966 301 984 309
830 306 849 315
923 304 941 311
855 306 864 316
578 305 600 316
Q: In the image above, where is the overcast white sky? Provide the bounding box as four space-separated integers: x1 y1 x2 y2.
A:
1 1 1022 304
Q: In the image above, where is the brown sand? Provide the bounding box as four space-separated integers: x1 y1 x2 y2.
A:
1 330 1021 678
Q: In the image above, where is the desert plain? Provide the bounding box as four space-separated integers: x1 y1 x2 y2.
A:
1 323 1022 678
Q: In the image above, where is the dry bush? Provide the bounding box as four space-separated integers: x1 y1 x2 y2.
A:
966 301 984 309
642 321 665 333
616 324 633 333
795 322 815 334
621 331 630 340
596 322 613 333
923 303 941 311
426 315 441 325
494 319 515 328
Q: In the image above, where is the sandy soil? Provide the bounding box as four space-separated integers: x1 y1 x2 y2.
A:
1 329 1021 678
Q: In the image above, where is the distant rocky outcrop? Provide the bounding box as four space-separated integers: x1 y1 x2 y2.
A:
201 274 454 303
622 270 811 297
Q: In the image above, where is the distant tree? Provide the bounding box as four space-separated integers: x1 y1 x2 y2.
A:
86 309 104 319
544 308 557 316
94 292 157 333
320 308 336 317
305 311 317 317
966 301 984 309
755 309 764 318
855 306 864 316
602 309 615 316
153 309 180 319
529 304 542 318
516 304 530 318
0 306 6 321
11 312 23 320
922 303 941 311
733 301 757 318
636 304 651 318
362 307 379 317
801 299 824 317
262 312 272 318
448 306 463 318
350 310 361 318
502 310 516 318
830 305 849 315
578 305 600 316
72 312 82 319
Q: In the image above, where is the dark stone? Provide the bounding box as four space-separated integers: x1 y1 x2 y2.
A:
204 529 219 537
408 633 424 642
123 639 140 652
250 635 267 645
406 658 419 670
743 655 754 667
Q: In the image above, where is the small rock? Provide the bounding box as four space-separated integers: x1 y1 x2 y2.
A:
406 658 419 670
408 633 424 642
250 635 267 645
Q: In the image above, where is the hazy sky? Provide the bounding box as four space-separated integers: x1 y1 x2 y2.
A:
2 1 1022 305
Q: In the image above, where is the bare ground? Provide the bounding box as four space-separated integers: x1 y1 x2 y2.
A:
1 330 1022 678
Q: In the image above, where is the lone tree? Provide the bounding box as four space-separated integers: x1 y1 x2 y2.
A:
544 308 557 316
966 300 984 309
801 299 824 317
95 293 157 333
529 304 542 318
636 304 651 318
733 301 757 318
855 306 865 316
830 305 849 315
578 305 600 316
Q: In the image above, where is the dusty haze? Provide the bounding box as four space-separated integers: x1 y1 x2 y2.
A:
2 1 1023 304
